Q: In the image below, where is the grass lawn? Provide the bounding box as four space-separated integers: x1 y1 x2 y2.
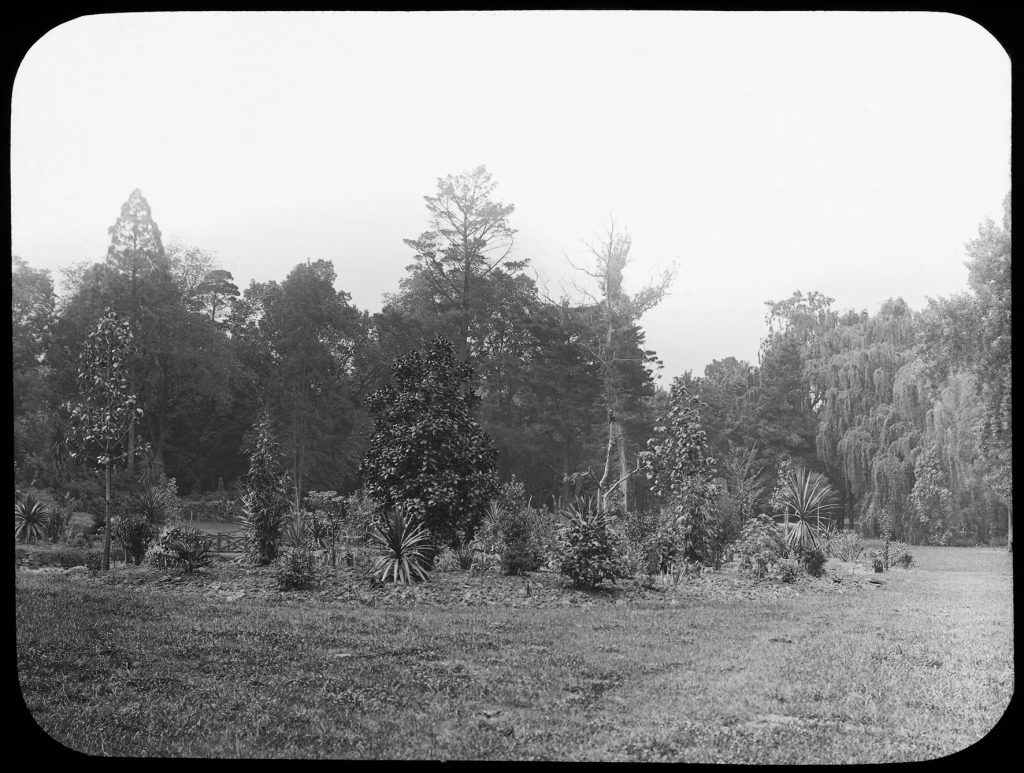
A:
16 545 1012 761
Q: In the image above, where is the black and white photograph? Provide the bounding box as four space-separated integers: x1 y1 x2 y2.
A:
13 10 1012 761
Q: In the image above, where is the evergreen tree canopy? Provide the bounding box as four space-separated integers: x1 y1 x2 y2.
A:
359 336 499 548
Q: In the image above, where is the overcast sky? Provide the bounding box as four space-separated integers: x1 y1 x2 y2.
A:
11 11 1011 382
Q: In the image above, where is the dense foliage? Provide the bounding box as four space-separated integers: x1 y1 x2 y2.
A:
147 526 212 572
359 335 499 548
11 180 1011 552
478 477 555 572
734 514 787 578
275 544 320 590
642 382 724 566
65 310 143 569
240 412 292 565
555 502 630 589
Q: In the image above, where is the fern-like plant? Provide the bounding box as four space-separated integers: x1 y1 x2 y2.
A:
369 505 433 584
15 492 50 543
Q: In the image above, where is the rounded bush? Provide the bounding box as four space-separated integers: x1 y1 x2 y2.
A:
777 558 801 584
276 544 319 590
501 542 543 575
734 514 786 579
800 546 827 578
112 512 156 565
83 551 104 575
556 505 629 589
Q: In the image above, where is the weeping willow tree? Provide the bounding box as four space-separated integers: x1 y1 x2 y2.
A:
861 402 921 539
804 295 1003 543
909 446 954 544
913 195 1012 549
921 371 998 541
806 299 919 532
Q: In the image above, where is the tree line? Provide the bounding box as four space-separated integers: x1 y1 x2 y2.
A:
12 168 1011 547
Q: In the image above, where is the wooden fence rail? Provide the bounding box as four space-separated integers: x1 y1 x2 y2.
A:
197 532 247 553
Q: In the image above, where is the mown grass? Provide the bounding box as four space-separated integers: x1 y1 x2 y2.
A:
16 547 1012 761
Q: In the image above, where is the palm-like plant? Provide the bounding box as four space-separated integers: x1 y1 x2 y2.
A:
281 510 310 548
15 493 50 543
163 528 213 573
49 419 74 481
777 467 840 553
137 486 164 523
369 505 433 584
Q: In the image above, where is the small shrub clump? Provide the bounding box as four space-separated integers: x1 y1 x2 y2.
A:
555 504 629 589
621 509 683 577
828 530 866 563
83 551 104 576
501 542 543 576
893 549 914 569
275 544 319 590
453 540 476 570
865 550 884 573
147 526 213 572
800 546 828 578
734 514 786 579
887 541 914 569
112 511 157 565
478 478 556 569
432 546 457 572
776 558 801 584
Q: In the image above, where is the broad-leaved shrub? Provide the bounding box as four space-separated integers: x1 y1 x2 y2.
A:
555 503 629 589
112 510 156 565
734 514 786 578
276 544 319 590
501 542 543 575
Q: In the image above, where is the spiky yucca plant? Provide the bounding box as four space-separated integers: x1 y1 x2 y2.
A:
370 505 433 584
15 493 50 543
778 467 840 553
281 510 310 548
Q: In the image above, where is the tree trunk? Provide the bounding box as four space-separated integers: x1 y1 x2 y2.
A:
295 435 304 512
293 436 302 512
155 361 169 470
127 422 135 476
615 418 629 512
459 233 472 358
561 431 573 507
1008 502 1013 553
598 411 615 513
102 461 112 570
156 421 166 473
